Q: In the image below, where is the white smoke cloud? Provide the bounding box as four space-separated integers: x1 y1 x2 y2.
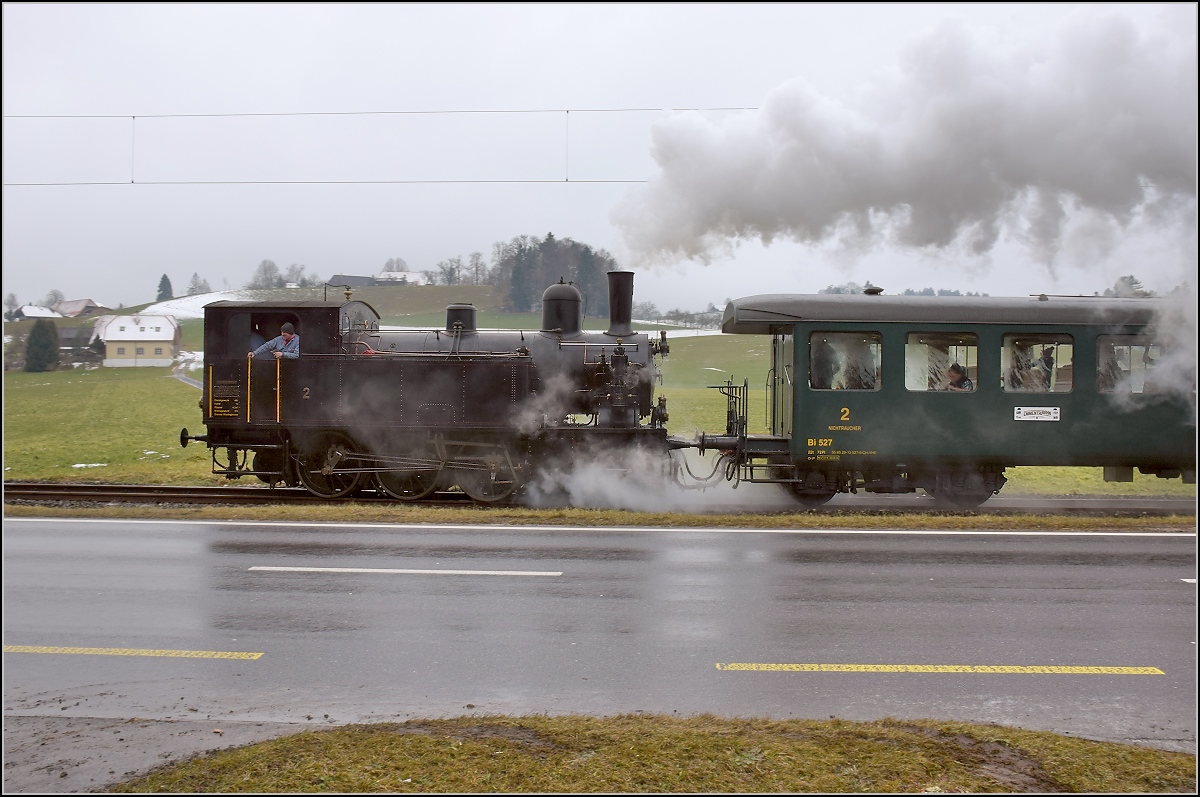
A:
522 446 797 513
612 10 1197 278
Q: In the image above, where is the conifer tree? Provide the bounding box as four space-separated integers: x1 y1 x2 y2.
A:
24 319 60 372
157 274 174 302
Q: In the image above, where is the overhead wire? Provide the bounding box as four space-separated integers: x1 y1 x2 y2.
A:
2 105 758 187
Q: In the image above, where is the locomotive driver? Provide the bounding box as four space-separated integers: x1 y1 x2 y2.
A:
249 322 300 360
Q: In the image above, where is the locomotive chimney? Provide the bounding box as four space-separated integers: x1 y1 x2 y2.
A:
605 270 634 337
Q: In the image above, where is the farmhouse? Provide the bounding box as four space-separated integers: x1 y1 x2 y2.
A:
57 326 97 349
13 305 63 320
52 298 111 318
95 314 179 367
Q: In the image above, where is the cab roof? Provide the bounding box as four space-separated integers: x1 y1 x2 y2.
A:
203 299 380 316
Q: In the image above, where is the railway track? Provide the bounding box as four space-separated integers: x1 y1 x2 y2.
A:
2 481 1194 516
1 482 466 506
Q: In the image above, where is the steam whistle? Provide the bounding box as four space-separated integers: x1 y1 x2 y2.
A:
651 395 669 428
650 330 670 358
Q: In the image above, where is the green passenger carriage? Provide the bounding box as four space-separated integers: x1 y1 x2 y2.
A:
693 292 1196 506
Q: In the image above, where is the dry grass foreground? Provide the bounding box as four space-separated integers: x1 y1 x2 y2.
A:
109 714 1195 793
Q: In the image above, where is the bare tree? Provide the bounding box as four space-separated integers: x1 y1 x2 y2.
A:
632 301 659 320
247 260 283 289
436 256 463 285
467 252 487 285
186 273 212 295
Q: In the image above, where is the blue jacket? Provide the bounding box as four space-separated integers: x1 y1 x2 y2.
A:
252 334 300 359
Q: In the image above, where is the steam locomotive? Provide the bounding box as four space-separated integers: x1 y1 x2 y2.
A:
182 272 1196 506
181 271 670 502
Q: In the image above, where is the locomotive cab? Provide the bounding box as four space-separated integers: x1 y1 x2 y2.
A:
188 299 382 486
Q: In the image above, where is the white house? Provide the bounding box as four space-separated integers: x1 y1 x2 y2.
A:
15 305 63 319
95 314 180 367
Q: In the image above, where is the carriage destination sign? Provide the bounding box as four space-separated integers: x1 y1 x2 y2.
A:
1014 406 1061 421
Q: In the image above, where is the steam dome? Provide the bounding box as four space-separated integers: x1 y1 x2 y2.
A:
541 279 583 335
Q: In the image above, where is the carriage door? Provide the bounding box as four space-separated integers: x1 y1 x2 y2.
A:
771 331 794 436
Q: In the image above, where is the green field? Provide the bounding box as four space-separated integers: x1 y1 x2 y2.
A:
2 367 221 485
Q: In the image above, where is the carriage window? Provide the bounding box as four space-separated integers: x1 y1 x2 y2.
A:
905 333 977 392
1098 336 1163 394
1002 334 1073 392
809 332 882 391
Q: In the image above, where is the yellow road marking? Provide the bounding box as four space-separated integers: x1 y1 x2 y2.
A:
4 645 263 660
716 663 1163 674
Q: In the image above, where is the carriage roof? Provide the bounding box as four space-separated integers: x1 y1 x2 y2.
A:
720 293 1163 334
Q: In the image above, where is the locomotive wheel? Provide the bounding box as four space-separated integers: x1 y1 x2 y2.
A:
296 432 363 499
252 449 285 485
376 445 442 501
457 447 521 503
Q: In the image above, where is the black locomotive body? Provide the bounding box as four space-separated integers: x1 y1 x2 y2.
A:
184 271 670 502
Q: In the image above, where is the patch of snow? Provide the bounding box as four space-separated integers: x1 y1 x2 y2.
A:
144 289 321 320
71 463 108 468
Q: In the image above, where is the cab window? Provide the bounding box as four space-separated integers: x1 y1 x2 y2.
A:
809 332 882 391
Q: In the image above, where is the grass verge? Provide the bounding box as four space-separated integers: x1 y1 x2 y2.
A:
3 501 1194 531
109 714 1196 793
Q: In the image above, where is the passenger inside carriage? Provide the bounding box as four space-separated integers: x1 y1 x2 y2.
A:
947 363 974 392
903 332 977 393
1003 335 1072 393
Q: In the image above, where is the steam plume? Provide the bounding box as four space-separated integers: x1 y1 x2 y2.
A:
613 10 1197 272
523 446 796 513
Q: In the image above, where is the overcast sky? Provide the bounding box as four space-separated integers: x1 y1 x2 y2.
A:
2 3 1195 312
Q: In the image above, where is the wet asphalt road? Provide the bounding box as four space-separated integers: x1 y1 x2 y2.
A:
3 518 1196 789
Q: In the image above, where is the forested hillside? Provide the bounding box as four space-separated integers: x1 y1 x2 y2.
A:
485 233 620 317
